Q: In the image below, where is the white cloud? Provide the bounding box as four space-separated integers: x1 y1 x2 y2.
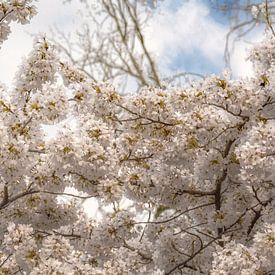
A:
145 0 226 69
145 0 263 78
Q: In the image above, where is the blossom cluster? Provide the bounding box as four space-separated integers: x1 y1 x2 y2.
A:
0 0 36 46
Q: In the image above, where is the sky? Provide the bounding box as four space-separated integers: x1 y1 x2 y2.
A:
0 0 264 88
146 0 263 79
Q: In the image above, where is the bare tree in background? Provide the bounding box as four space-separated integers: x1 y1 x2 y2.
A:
53 0 274 92
210 0 275 67
54 0 163 92
53 0 206 92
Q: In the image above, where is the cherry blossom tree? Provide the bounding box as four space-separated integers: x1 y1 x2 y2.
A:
0 0 274 274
